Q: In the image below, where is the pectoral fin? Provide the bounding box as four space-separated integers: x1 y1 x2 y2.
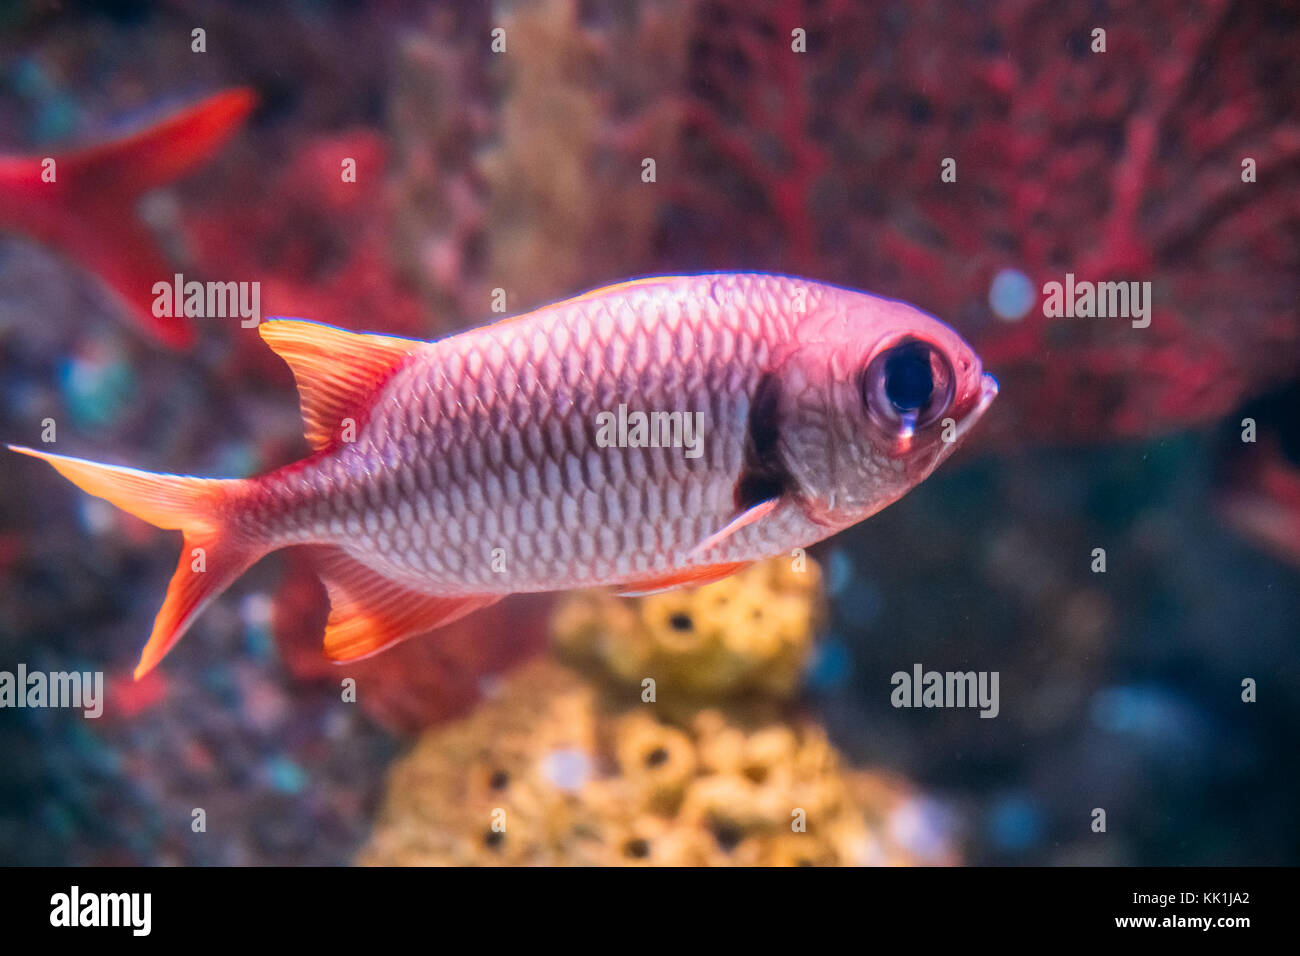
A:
685 497 781 560
615 561 751 597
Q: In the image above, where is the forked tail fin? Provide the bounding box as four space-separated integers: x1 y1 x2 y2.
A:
8 445 265 678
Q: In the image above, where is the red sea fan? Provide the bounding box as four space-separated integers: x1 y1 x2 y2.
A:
674 0 1300 442
184 128 429 348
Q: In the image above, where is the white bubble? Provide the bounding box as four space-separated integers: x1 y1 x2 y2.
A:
540 748 591 793
240 592 273 629
989 268 1036 321
888 797 954 862
78 498 116 535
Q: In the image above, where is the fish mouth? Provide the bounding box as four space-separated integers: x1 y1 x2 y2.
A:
976 372 999 413
951 372 999 443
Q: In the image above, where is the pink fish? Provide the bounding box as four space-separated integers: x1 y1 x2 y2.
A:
10 273 998 678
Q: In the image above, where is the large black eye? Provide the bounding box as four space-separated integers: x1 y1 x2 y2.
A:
861 339 955 436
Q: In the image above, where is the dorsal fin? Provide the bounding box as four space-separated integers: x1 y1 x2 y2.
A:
482 276 681 333
259 319 422 450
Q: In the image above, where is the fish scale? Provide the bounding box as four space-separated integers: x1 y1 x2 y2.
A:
11 272 996 675
262 274 809 592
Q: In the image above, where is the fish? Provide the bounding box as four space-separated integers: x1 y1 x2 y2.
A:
9 273 999 678
0 88 257 348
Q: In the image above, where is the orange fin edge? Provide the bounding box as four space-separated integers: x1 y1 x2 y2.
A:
614 561 751 597
305 545 500 662
258 319 422 450
7 445 260 679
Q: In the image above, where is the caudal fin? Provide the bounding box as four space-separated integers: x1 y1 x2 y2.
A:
9 445 264 678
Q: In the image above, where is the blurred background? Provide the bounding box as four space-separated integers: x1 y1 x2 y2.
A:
0 0 1297 865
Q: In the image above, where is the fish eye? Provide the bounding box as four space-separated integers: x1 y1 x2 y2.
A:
861 339 955 437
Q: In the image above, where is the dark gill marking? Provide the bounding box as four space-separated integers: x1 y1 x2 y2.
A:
735 371 792 511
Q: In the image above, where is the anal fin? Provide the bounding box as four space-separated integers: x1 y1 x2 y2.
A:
305 546 500 662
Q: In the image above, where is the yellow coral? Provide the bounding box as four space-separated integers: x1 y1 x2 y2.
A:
481 0 688 310
357 553 956 867
612 710 696 814
552 556 825 697
358 658 944 867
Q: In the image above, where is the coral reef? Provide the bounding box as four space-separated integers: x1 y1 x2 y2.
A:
552 556 823 699
386 4 495 329
360 558 953 866
478 0 687 311
673 0 1300 442
4 0 1298 868
389 0 688 321
358 658 939 866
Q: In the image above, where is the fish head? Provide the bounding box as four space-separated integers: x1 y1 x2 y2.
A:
774 290 998 527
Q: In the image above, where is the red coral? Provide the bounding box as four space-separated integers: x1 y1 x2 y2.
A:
674 0 1300 442
183 127 430 386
